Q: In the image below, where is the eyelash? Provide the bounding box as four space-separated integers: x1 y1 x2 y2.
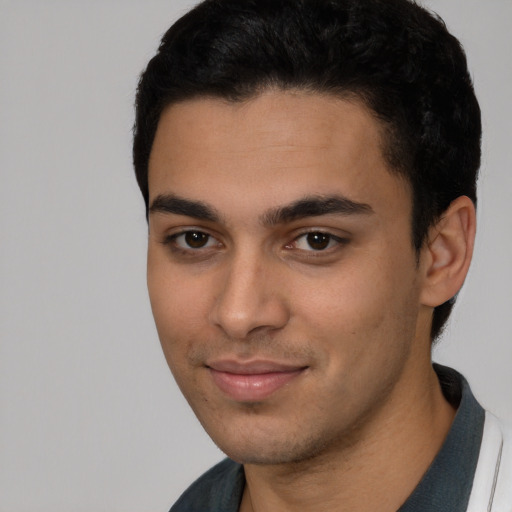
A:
163 230 222 253
161 229 347 257
287 231 346 253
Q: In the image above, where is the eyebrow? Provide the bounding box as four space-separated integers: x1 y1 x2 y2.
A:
261 195 374 226
149 194 220 222
149 193 373 225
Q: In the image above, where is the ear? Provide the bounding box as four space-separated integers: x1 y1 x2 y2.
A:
420 196 476 308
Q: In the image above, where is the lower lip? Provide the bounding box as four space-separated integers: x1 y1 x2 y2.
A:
209 368 304 402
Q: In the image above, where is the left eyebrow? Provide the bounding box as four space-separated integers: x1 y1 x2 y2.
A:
261 195 374 226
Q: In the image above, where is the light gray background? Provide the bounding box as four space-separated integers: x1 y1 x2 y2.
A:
1 1 510 510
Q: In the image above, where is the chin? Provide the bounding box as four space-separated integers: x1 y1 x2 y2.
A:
210 428 335 466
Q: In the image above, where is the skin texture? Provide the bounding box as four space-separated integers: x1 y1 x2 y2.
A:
146 91 475 511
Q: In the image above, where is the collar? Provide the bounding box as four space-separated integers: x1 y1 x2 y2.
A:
398 364 485 511
170 365 485 511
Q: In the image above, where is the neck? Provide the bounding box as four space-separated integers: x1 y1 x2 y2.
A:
240 359 456 512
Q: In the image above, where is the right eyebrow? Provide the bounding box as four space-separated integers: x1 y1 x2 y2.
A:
149 194 220 223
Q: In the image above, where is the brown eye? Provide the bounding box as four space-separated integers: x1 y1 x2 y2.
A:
184 231 210 248
290 231 343 252
306 232 331 250
169 230 218 250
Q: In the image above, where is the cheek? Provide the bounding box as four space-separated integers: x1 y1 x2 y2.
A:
148 275 204 398
294 246 419 350
148 256 206 326
147 263 207 367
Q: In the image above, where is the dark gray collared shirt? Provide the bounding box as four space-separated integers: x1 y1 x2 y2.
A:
170 365 485 512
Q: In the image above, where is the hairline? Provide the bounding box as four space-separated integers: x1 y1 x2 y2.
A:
150 84 419 251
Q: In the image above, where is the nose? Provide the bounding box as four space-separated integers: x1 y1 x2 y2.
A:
209 251 290 340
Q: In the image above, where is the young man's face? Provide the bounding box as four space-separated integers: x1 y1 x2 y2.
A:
147 91 433 465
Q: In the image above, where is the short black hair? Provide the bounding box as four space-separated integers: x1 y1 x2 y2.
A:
133 0 481 340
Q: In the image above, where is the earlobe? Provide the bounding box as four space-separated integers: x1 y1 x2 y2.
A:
420 196 476 308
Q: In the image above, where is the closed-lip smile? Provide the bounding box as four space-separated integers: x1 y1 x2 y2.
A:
206 359 308 402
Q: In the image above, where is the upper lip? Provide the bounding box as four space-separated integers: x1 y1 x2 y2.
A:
206 359 308 374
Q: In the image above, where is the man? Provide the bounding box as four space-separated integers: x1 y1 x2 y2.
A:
133 0 511 510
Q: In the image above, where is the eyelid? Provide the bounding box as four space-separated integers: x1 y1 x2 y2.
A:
158 226 348 258
162 228 223 252
286 229 348 252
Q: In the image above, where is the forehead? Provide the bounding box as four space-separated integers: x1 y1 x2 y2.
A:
148 90 410 220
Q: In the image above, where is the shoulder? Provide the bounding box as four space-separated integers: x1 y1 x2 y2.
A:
170 458 244 512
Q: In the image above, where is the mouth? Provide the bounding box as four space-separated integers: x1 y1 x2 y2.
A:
206 359 308 402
